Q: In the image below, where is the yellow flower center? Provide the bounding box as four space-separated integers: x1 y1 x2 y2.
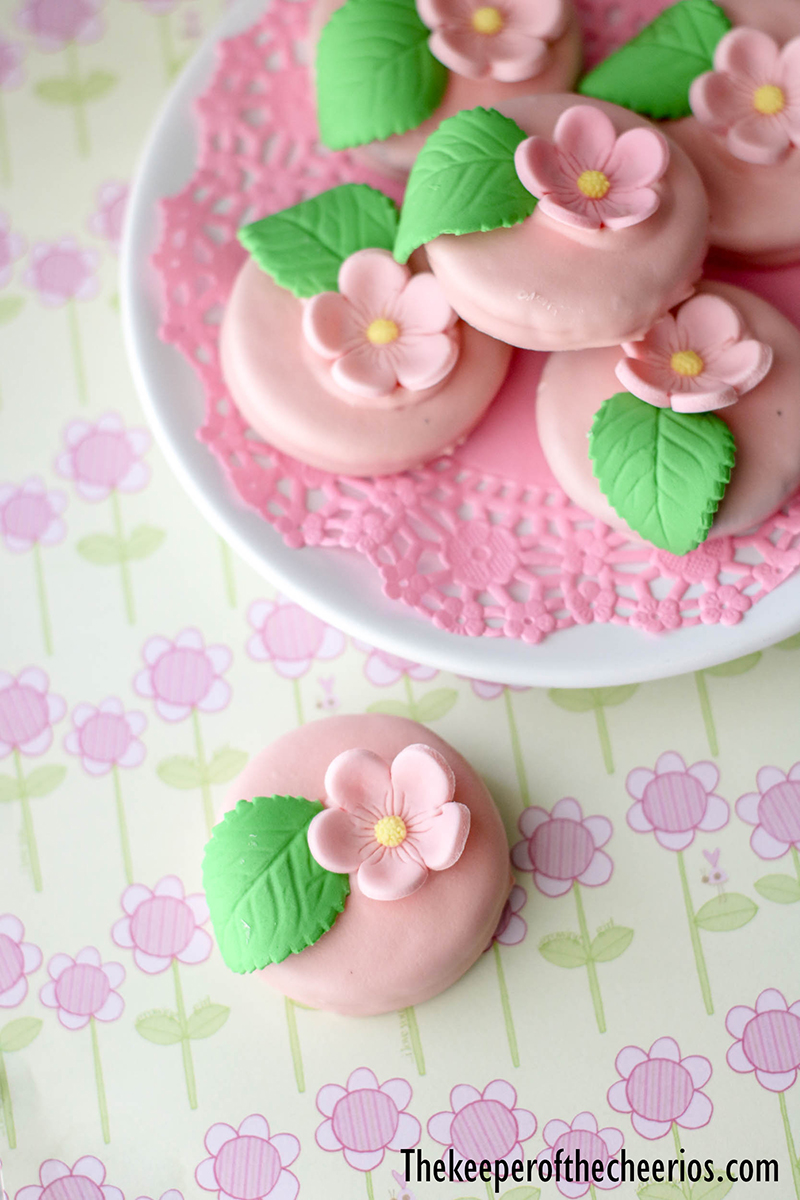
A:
366 318 399 345
374 814 407 847
471 6 504 34
576 169 611 199
670 349 704 377
753 84 785 115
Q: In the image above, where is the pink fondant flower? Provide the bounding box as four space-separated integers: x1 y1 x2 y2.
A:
0 915 42 1007
0 212 25 286
626 752 729 851
0 668 65 759
515 105 669 231
355 642 437 687
512 798 612 896
416 0 565 82
444 522 518 588
302 249 458 402
608 1037 713 1139
134 628 232 722
629 596 681 635
308 744 470 901
727 988 800 1092
112 877 211 973
736 763 800 860
64 698 146 776
489 884 527 947
690 28 800 165
502 598 556 643
316 1068 421 1171
0 38 25 90
565 581 616 625
615 294 772 414
55 414 150 501
39 947 124 1030
428 1080 536 1167
16 1158 123 1200
24 239 100 306
699 585 751 625
0 478 67 552
539 1112 624 1197
247 597 345 678
196 1115 300 1200
88 182 128 253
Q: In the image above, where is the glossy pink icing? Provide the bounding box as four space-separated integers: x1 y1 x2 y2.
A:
418 0 566 83
220 258 512 476
220 714 512 1016
425 94 709 351
515 103 669 230
536 282 800 540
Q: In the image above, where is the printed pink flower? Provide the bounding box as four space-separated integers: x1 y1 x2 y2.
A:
112 877 211 973
136 1192 183 1200
690 28 800 165
502 598 557 643
489 884 527 947
196 1116 299 1200
444 522 517 588
316 1068 420 1171
615 294 772 414
698 585 751 625
726 988 800 1092
64 698 146 776
515 105 669 231
247 597 345 678
626 752 729 851
736 763 800 859
134 629 231 722
417 0 565 82
55 414 151 500
468 678 529 700
302 249 458 402
608 1037 713 1139
88 182 128 253
16 1158 123 1200
539 1112 624 1197
0 38 25 90
512 798 613 897
0 914 42 1007
24 239 100 306
124 0 183 13
355 642 438 687
428 1080 536 1167
308 745 470 900
0 478 67 552
0 213 24 289
39 947 124 1030
0 668 65 759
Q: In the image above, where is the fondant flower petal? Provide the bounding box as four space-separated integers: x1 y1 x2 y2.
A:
485 32 549 83
615 357 675 407
705 339 772 395
338 248 409 317
357 847 428 900
428 27 491 79
715 27 780 83
515 135 565 198
728 114 791 165
675 293 742 355
668 387 738 414
302 292 362 359
416 0 473 29
690 69 750 132
409 801 469 870
332 343 398 400
605 127 669 189
600 186 661 230
308 807 371 874
394 332 458 392
393 272 454 336
391 743 455 819
325 748 391 817
553 105 617 171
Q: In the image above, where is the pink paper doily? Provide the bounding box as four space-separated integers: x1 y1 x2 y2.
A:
153 0 800 643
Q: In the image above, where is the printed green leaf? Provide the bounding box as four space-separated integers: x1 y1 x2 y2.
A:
157 755 203 789
366 699 413 718
578 0 732 119
80 70 117 102
415 688 458 722
0 775 19 803
590 925 634 962
549 685 637 713
638 1185 685 1200
136 1013 183 1045
777 632 800 650
24 765 67 798
316 0 446 149
202 795 350 972
77 533 124 565
126 525 165 560
206 748 249 786
0 295 24 325
754 874 800 905
0 1017 42 1052
503 1189 541 1200
239 184 398 299
690 1173 734 1200
590 393 735 555
394 107 536 264
35 77 83 105
538 933 588 968
706 652 762 676
694 892 757 932
187 1003 230 1040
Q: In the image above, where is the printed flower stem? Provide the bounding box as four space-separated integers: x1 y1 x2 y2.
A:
191 708 214 838
573 882 605 1034
594 704 614 774
158 13 179 79
779 1091 800 1200
14 749 42 892
671 1124 691 1200
292 678 305 727
67 299 88 406
676 850 713 1016
89 1016 110 1144
112 765 133 885
0 94 10 186
492 940 519 1068
284 997 305 1093
401 1006 426 1075
172 959 198 1109
792 845 800 887
219 536 237 607
485 1181 493 1200
110 490 135 624
589 1185 598 1200
365 1171 375 1200
32 542 53 655
694 670 718 756
0 1046 16 1149
65 42 89 156
403 674 416 719
503 688 529 810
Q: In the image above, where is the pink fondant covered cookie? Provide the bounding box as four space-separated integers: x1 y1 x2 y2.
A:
202 714 513 1016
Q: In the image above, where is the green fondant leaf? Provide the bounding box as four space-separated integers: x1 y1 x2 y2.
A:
316 0 446 149
754 874 800 905
0 1017 42 1052
590 392 735 556
187 1003 230 1040
578 0 732 120
202 795 350 973
239 184 399 299
693 892 757 932
394 107 536 264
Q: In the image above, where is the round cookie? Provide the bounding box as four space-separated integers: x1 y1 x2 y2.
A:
536 282 800 541
210 714 513 1017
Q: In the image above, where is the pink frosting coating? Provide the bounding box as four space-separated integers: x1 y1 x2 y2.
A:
220 714 513 1016
615 293 773 413
417 0 566 84
514 104 669 230
308 744 470 900
302 249 458 402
